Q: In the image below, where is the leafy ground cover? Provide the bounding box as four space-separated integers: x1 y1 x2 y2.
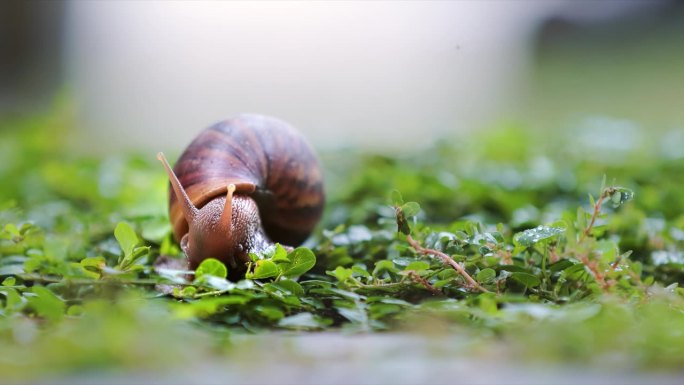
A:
1 105 683 380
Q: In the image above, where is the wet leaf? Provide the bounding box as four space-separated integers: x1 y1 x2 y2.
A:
607 187 635 208
278 247 316 278
195 258 228 280
513 225 566 248
247 260 279 280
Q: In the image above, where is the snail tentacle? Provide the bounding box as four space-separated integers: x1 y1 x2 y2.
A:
157 152 197 224
219 183 236 249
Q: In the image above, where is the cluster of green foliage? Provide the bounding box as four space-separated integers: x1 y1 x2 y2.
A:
1 106 684 378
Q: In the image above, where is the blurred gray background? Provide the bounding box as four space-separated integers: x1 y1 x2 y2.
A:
1 0 682 153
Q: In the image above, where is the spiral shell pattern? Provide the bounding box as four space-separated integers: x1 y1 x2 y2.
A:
168 114 325 247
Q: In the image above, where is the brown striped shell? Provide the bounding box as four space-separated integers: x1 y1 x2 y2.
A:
163 114 324 271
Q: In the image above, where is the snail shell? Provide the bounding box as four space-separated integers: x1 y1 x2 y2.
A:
158 114 324 273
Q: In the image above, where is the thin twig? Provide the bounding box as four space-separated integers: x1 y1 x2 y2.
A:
576 187 622 291
579 187 614 244
576 253 612 290
549 246 560 264
406 235 489 293
193 288 232 298
406 270 443 296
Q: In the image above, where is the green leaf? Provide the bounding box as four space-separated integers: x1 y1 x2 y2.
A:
27 286 66 323
67 305 84 316
278 312 324 330
369 303 403 320
179 286 197 298
195 258 228 279
372 260 398 277
0 265 24 276
271 244 290 262
80 256 106 271
608 187 635 208
404 261 430 273
513 225 566 248
328 288 365 301
561 264 589 281
404 261 430 272
337 306 367 324
549 259 575 273
351 265 371 278
477 293 498 314
2 277 16 286
401 202 421 217
510 272 541 288
256 306 285 322
114 222 139 257
247 260 280 280
130 246 151 263
174 296 250 319
269 280 305 296
498 265 531 273
0 287 23 312
476 268 496 284
3 223 20 238
328 266 353 282
278 247 316 278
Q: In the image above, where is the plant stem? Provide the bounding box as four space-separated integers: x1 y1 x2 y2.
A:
406 235 489 293
194 288 232 298
354 281 406 291
575 187 623 291
406 270 443 296
579 187 615 243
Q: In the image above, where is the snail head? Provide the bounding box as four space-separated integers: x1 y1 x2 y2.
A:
157 152 256 270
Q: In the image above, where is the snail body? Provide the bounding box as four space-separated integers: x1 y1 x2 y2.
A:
157 114 324 277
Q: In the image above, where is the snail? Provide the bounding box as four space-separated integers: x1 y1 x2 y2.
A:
157 114 325 279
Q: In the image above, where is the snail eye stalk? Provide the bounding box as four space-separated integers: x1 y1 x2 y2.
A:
220 183 236 237
157 152 197 224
